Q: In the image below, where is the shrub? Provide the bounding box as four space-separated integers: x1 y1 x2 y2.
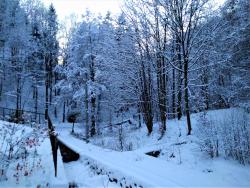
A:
197 112 219 158
197 108 250 164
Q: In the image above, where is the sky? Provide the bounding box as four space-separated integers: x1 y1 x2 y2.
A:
43 0 225 22
43 0 123 21
42 0 225 51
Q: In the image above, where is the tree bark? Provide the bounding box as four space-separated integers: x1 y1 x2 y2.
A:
62 101 66 123
184 58 192 135
90 95 96 136
85 78 89 138
176 36 183 120
90 55 96 137
172 67 176 119
45 73 49 120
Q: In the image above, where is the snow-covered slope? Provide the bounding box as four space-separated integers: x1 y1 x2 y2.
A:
55 108 250 187
0 121 67 187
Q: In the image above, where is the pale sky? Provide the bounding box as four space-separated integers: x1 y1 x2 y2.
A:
43 0 123 21
42 0 225 51
43 0 225 22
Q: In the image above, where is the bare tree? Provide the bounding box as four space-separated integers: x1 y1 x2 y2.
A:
160 0 211 135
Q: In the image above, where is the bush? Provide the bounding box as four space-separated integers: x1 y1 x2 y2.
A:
197 112 219 158
197 108 250 164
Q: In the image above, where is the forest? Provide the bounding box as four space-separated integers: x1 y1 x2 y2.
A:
0 0 249 187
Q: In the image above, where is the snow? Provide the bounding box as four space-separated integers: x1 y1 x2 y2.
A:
64 160 119 188
1 109 249 187
55 108 250 187
51 148 68 188
0 121 67 187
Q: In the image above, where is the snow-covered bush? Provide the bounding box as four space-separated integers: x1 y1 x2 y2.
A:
0 122 46 183
197 109 250 164
90 123 135 151
220 109 250 164
197 112 219 158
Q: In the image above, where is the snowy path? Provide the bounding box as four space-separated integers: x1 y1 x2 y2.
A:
58 133 240 187
57 131 182 187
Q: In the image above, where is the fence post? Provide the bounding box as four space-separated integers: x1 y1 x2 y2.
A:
48 116 58 177
54 137 58 177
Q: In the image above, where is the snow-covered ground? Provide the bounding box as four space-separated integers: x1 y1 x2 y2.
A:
54 108 250 187
2 108 249 187
0 121 67 187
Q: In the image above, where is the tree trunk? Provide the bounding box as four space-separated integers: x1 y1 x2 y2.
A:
139 63 153 135
49 60 53 105
45 75 49 120
90 95 96 137
172 68 176 119
45 56 49 120
15 74 20 119
176 37 183 120
62 101 66 123
136 29 154 135
184 59 192 135
155 5 167 136
54 106 57 118
0 78 2 101
89 55 96 137
85 79 89 138
35 85 38 121
96 94 101 135
137 103 141 128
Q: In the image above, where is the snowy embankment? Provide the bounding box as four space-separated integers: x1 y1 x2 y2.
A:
0 121 67 187
56 108 250 187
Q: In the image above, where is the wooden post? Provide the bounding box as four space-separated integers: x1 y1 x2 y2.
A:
54 137 57 177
